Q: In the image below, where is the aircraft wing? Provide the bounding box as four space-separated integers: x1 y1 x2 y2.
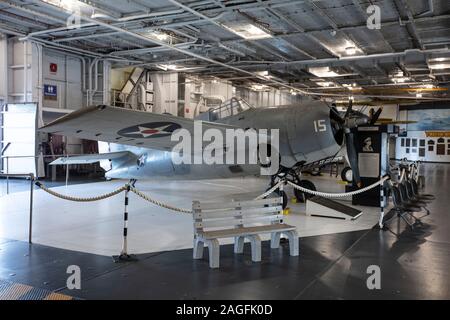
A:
39 105 241 152
50 151 134 165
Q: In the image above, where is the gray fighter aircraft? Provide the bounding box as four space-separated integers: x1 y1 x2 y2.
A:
41 97 370 207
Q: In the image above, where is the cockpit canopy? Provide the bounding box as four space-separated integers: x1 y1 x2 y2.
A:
196 97 254 122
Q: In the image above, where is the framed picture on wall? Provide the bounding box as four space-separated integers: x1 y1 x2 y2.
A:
419 148 425 157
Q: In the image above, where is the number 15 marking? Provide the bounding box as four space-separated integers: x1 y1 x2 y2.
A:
314 120 327 132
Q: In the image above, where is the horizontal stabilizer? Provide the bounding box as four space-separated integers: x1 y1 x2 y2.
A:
50 151 133 165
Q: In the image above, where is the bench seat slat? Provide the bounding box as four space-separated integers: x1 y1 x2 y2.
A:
194 197 282 210
194 205 282 219
195 214 283 229
197 223 296 239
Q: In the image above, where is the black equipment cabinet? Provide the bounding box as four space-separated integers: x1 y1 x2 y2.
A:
346 124 398 207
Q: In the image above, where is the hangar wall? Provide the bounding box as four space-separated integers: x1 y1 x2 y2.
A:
396 103 450 163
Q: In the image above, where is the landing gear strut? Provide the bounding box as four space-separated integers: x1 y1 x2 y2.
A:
265 176 288 209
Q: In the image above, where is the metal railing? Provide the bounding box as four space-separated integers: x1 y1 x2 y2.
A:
0 173 35 244
1 153 91 194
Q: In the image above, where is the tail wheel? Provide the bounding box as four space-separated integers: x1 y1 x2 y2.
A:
294 180 317 203
341 166 353 182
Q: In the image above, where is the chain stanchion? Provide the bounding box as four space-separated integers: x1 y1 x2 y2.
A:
113 184 137 263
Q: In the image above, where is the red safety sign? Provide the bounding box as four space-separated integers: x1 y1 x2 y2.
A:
50 63 58 73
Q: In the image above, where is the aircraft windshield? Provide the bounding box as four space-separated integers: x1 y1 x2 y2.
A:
208 97 253 121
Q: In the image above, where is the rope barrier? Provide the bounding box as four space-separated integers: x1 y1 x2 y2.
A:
35 181 127 202
35 174 390 211
286 175 391 199
129 187 193 214
254 180 284 200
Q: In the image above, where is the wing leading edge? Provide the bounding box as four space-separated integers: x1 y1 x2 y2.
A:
39 105 239 152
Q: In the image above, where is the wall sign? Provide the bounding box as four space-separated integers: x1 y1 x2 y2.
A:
425 131 450 138
44 84 57 101
50 63 58 74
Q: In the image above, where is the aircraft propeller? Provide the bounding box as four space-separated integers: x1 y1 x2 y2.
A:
330 101 370 188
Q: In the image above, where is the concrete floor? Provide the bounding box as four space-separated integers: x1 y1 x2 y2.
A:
0 173 382 256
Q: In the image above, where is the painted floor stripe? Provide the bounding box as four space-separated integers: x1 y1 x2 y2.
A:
0 279 75 300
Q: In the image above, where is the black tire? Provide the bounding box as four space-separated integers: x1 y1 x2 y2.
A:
341 166 353 182
294 180 317 203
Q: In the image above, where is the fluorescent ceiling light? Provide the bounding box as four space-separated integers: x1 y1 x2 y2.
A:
345 46 356 55
308 67 341 77
316 81 335 87
223 23 272 40
251 84 268 91
429 63 450 70
430 57 447 62
157 64 182 71
42 0 84 11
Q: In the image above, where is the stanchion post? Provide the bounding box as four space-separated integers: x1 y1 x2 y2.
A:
113 183 137 263
29 173 34 244
378 183 385 229
6 156 9 195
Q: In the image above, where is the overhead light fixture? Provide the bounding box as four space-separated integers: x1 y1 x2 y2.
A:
316 81 335 87
251 84 268 91
146 30 170 42
345 46 356 55
290 89 298 96
429 63 450 70
308 67 341 77
416 93 423 98
349 96 354 101
430 57 447 62
223 23 272 40
91 11 113 20
157 64 182 71
391 77 410 83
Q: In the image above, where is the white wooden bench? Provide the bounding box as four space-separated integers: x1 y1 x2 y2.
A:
192 197 299 269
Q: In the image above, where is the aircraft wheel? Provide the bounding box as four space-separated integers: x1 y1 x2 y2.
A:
294 180 316 203
341 166 353 182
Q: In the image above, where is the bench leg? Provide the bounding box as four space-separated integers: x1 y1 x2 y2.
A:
234 236 244 254
193 237 204 260
286 231 299 256
271 232 281 249
206 239 220 269
248 235 262 262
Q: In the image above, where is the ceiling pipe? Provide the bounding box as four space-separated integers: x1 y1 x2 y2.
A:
269 48 450 69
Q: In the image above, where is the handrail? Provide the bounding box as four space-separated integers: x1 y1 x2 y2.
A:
0 173 35 244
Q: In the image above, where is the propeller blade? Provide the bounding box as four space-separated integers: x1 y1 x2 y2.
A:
330 106 345 124
345 131 362 188
344 100 353 119
369 107 383 125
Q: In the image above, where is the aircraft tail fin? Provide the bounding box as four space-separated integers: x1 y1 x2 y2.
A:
50 151 134 165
